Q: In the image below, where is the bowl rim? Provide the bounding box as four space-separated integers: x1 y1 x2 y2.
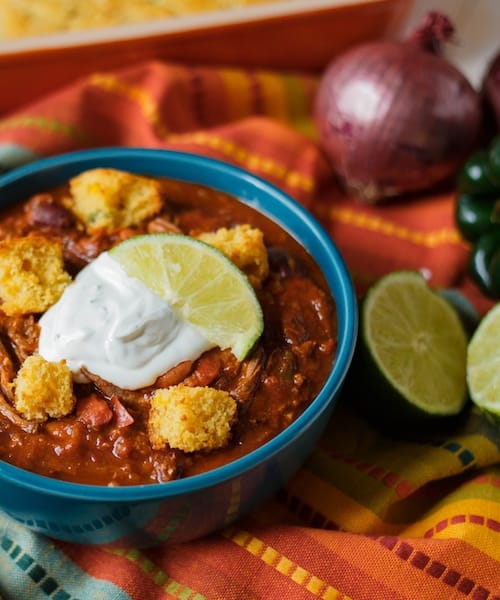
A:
0 147 358 501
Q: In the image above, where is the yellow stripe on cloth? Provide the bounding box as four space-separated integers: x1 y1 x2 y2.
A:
285 469 401 535
253 71 289 121
169 130 314 193
218 68 253 120
219 69 314 134
87 68 315 194
328 207 467 248
223 527 353 600
312 437 489 505
89 72 169 138
281 469 500 563
302 406 499 522
401 498 500 561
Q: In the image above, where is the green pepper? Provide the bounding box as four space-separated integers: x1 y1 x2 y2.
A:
455 192 500 242
456 137 500 299
489 136 500 185
457 150 499 194
470 229 500 298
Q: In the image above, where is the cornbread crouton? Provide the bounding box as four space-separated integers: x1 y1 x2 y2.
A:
149 384 237 452
12 354 74 421
66 168 163 232
0 236 71 316
197 224 269 287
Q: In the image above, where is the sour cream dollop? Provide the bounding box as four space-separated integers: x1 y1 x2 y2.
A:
38 252 214 390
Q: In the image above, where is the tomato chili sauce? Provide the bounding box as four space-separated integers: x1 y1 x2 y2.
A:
0 176 337 486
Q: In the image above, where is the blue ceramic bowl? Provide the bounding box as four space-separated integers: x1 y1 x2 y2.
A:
0 148 357 547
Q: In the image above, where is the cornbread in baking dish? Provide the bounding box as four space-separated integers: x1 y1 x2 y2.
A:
0 0 276 39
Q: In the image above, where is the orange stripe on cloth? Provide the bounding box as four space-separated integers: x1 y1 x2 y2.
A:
222 527 353 600
283 524 500 599
367 534 500 598
376 536 500 600
184 66 235 130
225 521 499 600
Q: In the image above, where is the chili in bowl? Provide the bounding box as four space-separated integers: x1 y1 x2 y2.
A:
0 148 357 547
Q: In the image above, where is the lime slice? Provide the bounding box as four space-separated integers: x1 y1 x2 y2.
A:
110 233 263 360
467 303 500 423
357 271 468 420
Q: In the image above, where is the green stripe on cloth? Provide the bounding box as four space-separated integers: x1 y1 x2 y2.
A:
279 74 315 139
0 512 132 600
0 116 94 143
105 547 208 599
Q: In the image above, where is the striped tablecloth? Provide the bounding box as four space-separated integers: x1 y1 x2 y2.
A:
0 61 498 600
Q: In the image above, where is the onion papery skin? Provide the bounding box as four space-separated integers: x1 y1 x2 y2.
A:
315 42 482 203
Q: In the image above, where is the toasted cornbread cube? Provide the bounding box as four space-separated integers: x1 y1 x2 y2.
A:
0 236 71 316
67 168 163 232
13 354 74 421
149 384 237 452
197 224 269 287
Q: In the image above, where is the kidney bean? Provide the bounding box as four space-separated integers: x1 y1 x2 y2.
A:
26 194 75 228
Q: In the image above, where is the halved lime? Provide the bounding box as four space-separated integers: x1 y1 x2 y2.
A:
357 271 468 421
110 233 263 360
466 303 500 423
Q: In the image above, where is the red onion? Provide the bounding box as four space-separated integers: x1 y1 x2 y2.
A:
483 50 500 132
315 12 482 203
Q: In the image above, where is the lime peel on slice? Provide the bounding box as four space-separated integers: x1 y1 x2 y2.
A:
360 270 468 419
110 233 264 360
467 302 500 422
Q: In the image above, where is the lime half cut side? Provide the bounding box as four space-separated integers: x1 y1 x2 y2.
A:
110 233 264 360
361 271 468 419
467 303 500 422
